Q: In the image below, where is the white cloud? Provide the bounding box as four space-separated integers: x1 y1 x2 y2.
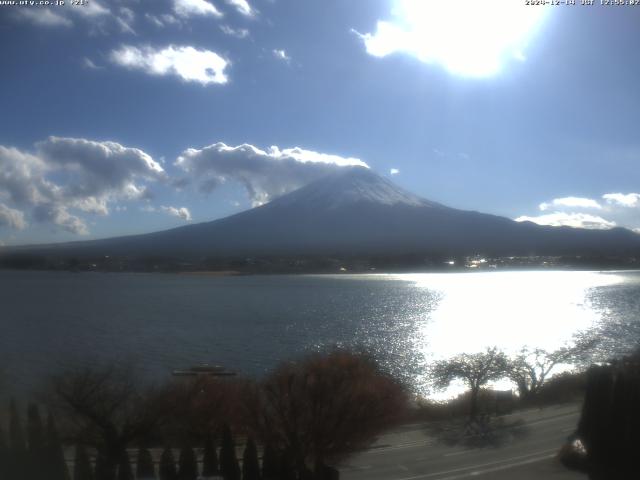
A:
0 146 53 206
160 206 193 221
355 0 548 77
225 0 255 16
220 25 249 38
142 205 193 222
145 13 181 28
539 196 602 211
37 136 165 202
145 14 164 27
0 204 27 230
272 49 290 62
17 9 73 27
0 138 165 235
14 0 139 35
115 7 136 34
110 45 229 85
173 0 223 18
389 168 400 175
521 191 640 233
70 0 110 17
83 57 103 70
515 212 616 230
602 193 640 208
32 204 89 235
175 142 369 206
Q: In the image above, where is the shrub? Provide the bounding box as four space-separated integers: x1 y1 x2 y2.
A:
248 349 408 475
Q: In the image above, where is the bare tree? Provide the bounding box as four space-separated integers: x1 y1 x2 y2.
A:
508 334 600 401
161 375 250 444
507 347 573 401
248 350 408 476
48 364 170 480
430 347 508 420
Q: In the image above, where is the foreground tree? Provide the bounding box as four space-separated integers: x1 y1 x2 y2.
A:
9 400 27 480
46 412 70 480
49 364 170 480
162 376 249 445
74 445 94 480
430 347 508 420
27 403 46 478
242 437 260 480
0 424 8 480
572 352 640 478
178 446 198 480
95 453 111 480
220 425 241 480
261 444 279 480
508 346 578 401
248 350 408 476
201 435 219 478
159 447 178 480
117 450 134 480
136 447 155 479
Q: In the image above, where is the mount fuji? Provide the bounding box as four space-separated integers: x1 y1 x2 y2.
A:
5 167 640 259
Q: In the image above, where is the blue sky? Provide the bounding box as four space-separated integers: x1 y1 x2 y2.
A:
1 0 639 245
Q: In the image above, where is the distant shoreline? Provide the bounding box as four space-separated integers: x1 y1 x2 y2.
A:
177 270 243 276
1 266 640 277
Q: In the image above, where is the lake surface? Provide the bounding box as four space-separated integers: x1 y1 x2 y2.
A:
1 269 639 397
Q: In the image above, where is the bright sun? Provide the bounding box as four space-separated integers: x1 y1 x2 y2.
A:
361 0 550 77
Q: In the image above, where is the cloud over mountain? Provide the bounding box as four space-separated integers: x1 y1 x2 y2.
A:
160 206 193 221
517 192 640 231
603 193 640 208
175 142 369 206
539 197 602 211
0 137 165 235
516 212 616 230
0 203 26 230
142 205 193 222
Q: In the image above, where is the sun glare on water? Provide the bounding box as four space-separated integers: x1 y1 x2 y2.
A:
410 271 622 356
362 0 550 76
393 271 626 397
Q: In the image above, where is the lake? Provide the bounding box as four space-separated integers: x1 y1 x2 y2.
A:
1 269 639 397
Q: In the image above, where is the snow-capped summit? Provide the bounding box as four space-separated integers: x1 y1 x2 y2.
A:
267 167 442 210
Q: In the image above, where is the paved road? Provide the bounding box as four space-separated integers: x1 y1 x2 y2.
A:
341 404 586 480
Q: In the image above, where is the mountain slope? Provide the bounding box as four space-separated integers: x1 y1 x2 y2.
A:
6 167 640 258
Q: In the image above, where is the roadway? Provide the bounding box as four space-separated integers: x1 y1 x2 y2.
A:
341 403 586 480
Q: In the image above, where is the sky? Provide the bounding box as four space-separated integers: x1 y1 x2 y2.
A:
0 0 639 245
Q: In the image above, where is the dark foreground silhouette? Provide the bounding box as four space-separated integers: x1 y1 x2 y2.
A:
560 352 640 479
0 350 407 480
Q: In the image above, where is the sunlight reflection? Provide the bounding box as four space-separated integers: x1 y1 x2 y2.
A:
398 271 625 398
409 271 623 356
